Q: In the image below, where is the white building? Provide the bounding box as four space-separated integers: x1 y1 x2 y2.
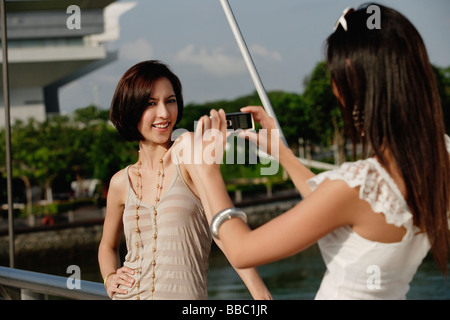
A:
0 0 135 125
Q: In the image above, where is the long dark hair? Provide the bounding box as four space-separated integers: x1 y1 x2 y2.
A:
110 60 184 141
326 3 449 274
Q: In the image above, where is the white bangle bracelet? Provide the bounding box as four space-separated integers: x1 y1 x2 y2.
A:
210 207 247 239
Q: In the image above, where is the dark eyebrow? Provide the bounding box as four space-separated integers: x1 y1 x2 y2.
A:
148 94 176 101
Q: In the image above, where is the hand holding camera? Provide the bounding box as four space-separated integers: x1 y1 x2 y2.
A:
237 106 281 159
196 106 281 162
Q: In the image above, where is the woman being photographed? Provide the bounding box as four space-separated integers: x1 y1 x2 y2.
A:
194 4 450 299
98 60 271 300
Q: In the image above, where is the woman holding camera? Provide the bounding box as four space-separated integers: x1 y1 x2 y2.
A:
195 4 450 299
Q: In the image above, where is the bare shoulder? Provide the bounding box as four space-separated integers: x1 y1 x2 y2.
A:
307 178 406 242
108 167 129 199
170 131 199 195
302 178 363 227
307 178 360 204
102 168 129 241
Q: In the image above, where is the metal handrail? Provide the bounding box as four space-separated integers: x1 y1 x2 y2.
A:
0 266 109 300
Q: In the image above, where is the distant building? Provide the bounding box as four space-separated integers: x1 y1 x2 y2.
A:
0 0 135 125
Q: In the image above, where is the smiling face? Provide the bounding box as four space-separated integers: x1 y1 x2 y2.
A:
137 77 178 148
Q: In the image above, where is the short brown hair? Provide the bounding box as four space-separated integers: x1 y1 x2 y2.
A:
110 60 184 141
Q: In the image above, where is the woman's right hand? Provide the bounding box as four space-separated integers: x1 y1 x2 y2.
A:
104 266 136 298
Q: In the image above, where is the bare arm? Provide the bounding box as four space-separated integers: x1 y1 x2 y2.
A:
190 109 357 269
98 170 135 298
213 238 272 300
195 160 356 269
174 130 272 300
240 106 315 197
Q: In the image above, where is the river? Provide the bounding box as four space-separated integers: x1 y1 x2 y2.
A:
207 244 450 300
9 239 449 300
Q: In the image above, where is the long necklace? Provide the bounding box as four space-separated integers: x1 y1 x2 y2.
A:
134 150 166 300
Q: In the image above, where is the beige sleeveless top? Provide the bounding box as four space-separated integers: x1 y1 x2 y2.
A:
113 162 211 300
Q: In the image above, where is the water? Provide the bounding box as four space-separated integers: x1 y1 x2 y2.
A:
206 244 450 300
5 198 447 300
13 241 448 300
207 244 325 300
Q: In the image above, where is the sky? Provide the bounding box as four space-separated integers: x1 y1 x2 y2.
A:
58 0 450 114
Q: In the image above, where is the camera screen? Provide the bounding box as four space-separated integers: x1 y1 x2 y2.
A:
226 112 253 130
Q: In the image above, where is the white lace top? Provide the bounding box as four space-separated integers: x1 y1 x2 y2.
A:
307 135 450 300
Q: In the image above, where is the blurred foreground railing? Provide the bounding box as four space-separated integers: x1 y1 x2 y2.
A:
0 266 109 300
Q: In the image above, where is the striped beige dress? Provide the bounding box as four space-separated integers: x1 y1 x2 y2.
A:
113 163 211 300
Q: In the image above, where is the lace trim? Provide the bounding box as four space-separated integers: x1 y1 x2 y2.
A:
308 134 450 233
307 158 415 237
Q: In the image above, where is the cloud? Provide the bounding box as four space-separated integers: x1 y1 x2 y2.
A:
119 37 153 61
175 44 246 77
250 44 283 62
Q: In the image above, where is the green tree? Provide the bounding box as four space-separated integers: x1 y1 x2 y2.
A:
180 91 312 153
1 116 78 215
71 105 138 196
1 106 131 215
87 120 138 194
74 104 110 124
10 119 41 215
266 91 309 152
177 104 211 131
0 119 40 215
302 61 345 164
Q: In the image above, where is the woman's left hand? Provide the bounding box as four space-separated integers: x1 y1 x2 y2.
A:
195 109 228 169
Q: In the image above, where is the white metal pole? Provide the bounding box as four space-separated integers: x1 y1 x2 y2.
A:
219 0 287 146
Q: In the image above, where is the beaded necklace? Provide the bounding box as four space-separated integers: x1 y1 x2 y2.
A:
134 149 166 300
